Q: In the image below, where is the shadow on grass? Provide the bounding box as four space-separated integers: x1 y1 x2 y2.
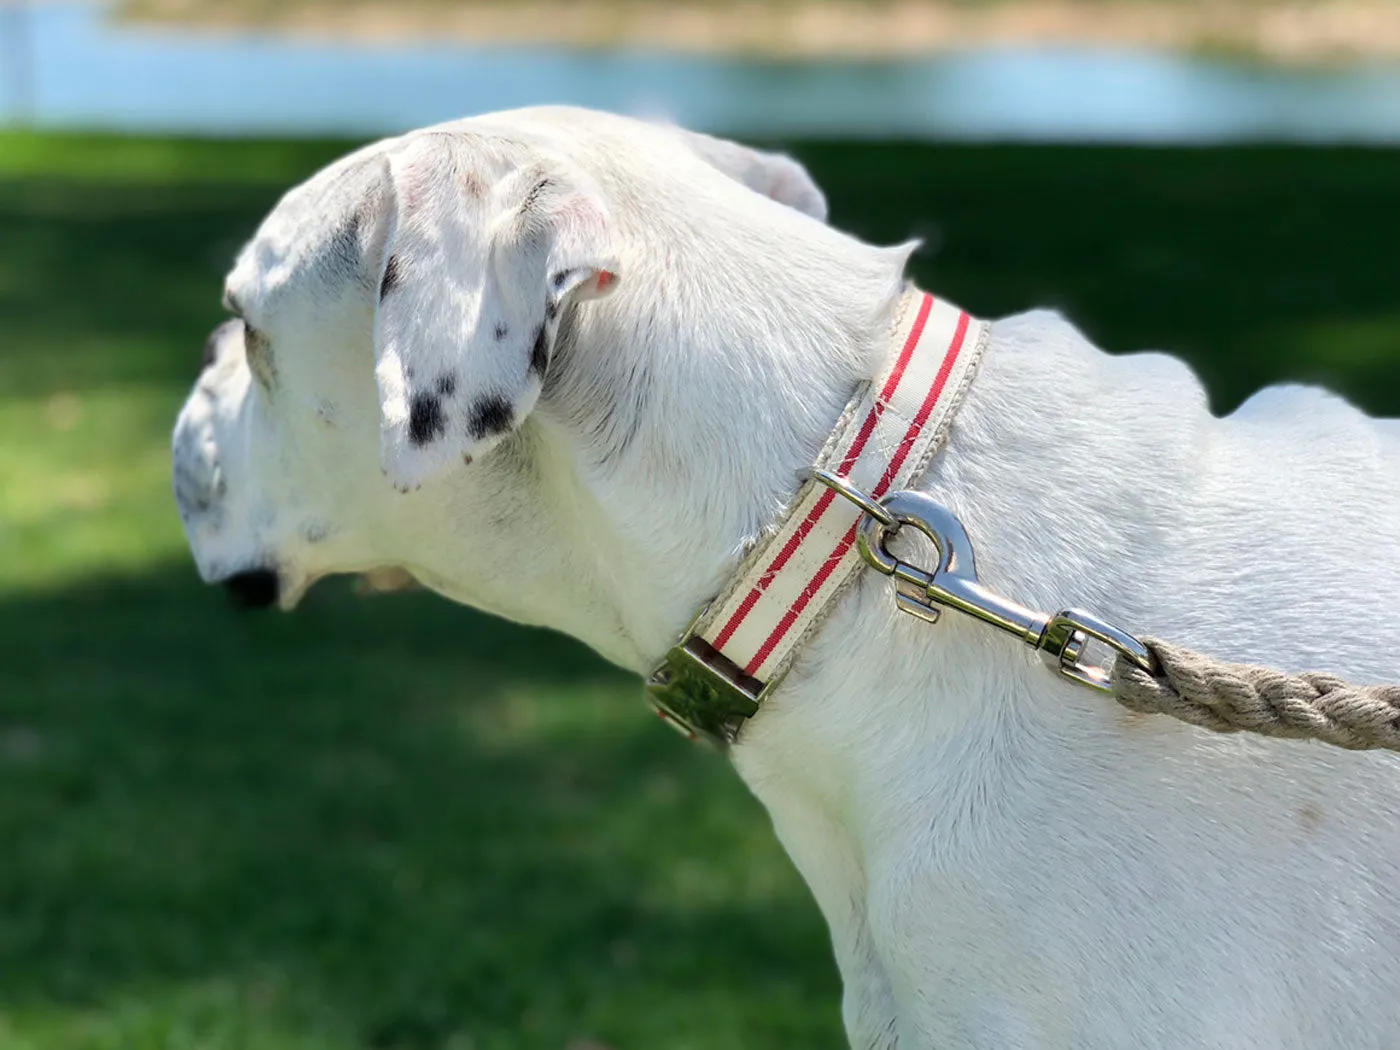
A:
0 567 842 1048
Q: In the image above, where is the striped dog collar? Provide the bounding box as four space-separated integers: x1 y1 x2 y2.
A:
646 287 990 747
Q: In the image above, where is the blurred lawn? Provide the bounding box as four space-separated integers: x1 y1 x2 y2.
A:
1 132 1398 1050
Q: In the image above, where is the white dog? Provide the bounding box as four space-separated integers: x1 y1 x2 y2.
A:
173 106 1400 1049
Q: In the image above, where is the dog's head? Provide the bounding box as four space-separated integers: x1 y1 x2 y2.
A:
172 107 842 661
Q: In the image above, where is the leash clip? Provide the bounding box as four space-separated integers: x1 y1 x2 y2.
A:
811 471 1156 694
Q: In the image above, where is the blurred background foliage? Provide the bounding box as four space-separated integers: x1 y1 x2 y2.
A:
1 3 1399 1049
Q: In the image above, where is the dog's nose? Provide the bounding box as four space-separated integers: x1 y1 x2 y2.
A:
223 569 279 610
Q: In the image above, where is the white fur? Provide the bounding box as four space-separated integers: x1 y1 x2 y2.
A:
173 106 1400 1049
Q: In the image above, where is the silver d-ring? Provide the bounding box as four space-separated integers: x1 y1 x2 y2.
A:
809 470 897 528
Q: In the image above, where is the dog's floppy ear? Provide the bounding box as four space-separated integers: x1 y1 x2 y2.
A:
673 127 828 222
371 134 619 490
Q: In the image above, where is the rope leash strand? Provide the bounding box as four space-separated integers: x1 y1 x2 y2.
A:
1112 638 1400 752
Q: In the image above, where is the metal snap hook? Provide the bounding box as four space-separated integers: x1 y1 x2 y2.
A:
857 490 1051 645
816 474 1158 695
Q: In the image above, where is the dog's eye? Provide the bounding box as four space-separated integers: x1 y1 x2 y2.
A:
244 326 277 393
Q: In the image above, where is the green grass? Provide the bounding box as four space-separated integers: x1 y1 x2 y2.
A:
1 132 1399 1050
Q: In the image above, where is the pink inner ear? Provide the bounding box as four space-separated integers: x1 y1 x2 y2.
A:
596 270 616 291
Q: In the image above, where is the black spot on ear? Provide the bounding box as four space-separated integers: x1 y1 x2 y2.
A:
468 396 514 441
435 373 457 397
380 254 402 300
551 269 571 290
493 322 508 341
530 325 550 376
408 393 446 447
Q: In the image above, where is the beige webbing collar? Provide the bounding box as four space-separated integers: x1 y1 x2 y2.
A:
645 286 991 747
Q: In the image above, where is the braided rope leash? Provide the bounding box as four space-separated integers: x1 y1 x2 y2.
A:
1111 639 1400 752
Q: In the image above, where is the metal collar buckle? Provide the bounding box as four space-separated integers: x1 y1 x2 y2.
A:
646 631 770 749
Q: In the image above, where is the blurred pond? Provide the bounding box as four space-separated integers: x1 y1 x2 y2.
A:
3 2 1400 140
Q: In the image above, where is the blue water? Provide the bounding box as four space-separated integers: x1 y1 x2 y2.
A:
3 1 1400 141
